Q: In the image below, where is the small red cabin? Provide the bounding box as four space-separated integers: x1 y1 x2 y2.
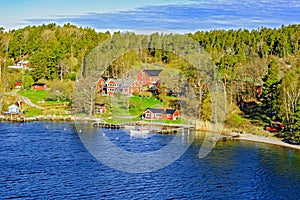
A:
31 83 48 90
14 80 22 89
95 104 107 114
142 108 180 120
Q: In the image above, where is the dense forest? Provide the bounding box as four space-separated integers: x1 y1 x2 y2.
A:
0 23 300 141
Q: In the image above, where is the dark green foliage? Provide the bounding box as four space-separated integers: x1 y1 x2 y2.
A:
1 23 109 82
1 23 300 142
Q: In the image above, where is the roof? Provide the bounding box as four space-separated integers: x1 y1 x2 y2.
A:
96 77 109 83
143 69 162 77
32 83 47 86
105 78 118 84
8 104 19 109
145 108 177 114
17 61 29 64
146 108 164 114
165 109 177 114
118 79 140 89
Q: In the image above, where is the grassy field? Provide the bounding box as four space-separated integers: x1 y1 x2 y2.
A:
16 90 177 121
18 90 70 105
17 90 71 116
18 90 48 104
129 95 165 115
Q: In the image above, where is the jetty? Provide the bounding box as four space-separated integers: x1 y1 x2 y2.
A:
92 121 195 134
92 122 130 129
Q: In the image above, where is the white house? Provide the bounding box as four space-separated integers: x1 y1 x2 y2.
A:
8 104 20 114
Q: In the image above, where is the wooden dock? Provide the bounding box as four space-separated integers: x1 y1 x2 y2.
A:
92 122 134 129
92 121 195 134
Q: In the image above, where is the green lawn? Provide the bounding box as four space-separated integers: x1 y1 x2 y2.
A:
18 90 70 106
18 90 48 104
129 95 165 115
24 108 42 117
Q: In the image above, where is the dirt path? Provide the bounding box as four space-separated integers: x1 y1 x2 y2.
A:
21 96 44 109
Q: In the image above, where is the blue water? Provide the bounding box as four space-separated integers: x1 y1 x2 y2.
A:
1 122 300 199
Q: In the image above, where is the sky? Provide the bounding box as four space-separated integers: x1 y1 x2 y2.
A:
1 0 300 33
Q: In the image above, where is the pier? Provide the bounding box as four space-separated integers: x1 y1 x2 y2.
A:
92 122 130 129
92 121 195 134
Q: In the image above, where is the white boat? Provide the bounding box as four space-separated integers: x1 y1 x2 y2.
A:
124 125 135 130
130 127 150 138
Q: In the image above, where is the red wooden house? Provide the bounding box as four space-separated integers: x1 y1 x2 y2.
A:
163 109 180 120
142 108 180 120
137 69 162 86
117 79 141 95
31 83 48 90
96 77 108 91
104 78 119 96
14 80 22 89
95 104 107 114
8 60 30 69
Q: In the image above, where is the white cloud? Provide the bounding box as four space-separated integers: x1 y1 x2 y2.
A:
24 0 300 32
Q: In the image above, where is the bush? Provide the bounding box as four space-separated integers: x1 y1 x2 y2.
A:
68 73 77 81
139 91 152 98
47 79 74 101
225 113 251 128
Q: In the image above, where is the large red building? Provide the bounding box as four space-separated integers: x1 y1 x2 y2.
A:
96 77 119 96
136 69 162 86
117 79 141 95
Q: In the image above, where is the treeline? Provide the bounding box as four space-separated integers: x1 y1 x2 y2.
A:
1 23 300 139
0 23 110 83
0 24 299 84
190 25 300 60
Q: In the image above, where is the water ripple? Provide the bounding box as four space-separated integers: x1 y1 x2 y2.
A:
0 122 300 199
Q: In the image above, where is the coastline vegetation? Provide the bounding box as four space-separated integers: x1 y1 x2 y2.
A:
0 23 300 143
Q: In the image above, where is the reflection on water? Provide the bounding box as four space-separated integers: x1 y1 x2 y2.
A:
0 122 300 199
76 123 195 173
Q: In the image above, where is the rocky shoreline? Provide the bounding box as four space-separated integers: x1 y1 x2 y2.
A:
237 133 300 151
0 115 75 122
1 115 300 151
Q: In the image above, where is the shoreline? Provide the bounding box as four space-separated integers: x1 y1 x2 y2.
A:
1 115 300 151
237 133 300 151
0 115 75 122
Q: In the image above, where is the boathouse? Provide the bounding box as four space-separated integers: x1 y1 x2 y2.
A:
8 104 20 114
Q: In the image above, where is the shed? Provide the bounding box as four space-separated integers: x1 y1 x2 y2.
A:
8 104 20 114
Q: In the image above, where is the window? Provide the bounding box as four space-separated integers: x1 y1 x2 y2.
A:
155 113 162 118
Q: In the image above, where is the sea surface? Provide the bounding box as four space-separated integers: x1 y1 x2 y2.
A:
1 121 300 199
